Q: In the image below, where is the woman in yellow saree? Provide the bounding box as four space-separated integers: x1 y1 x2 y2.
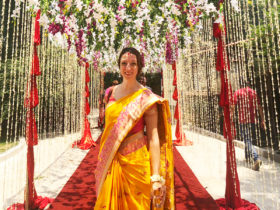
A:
94 47 174 210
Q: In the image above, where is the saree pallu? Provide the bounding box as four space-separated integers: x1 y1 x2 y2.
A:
94 88 174 210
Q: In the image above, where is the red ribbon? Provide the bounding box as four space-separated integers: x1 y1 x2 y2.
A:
34 10 41 46
25 109 38 146
25 146 38 208
171 61 192 146
174 102 179 120
172 62 176 71
84 63 91 115
31 47 41 76
85 98 90 115
24 77 39 109
85 84 90 97
175 120 180 139
173 69 177 86
213 20 242 208
24 11 41 209
173 87 178 101
85 68 90 83
72 63 95 149
22 10 52 210
213 23 225 71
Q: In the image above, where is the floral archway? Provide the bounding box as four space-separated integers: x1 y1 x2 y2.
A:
13 0 235 70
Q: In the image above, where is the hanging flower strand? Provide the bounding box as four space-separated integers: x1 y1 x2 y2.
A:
13 0 239 70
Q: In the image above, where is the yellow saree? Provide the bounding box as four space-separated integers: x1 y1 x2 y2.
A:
94 88 174 210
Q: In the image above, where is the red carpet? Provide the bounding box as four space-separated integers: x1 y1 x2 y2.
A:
49 144 218 210
173 148 218 210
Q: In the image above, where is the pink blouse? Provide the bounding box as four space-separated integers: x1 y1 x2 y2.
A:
105 87 145 135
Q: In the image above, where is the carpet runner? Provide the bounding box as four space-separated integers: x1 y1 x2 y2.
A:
49 143 218 210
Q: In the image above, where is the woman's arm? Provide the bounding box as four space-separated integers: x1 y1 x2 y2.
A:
144 104 160 175
145 104 166 207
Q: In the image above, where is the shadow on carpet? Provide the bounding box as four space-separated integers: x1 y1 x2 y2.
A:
49 144 218 210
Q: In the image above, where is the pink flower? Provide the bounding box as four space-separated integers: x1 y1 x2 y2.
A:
165 40 173 64
48 23 61 35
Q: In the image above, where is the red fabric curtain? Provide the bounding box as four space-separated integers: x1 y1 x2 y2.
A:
72 63 96 149
173 87 178 101
213 20 245 209
21 10 53 210
171 61 193 146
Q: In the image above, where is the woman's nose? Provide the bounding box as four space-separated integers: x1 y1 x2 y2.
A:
125 63 132 69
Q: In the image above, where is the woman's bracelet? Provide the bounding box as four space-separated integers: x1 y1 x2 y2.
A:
150 174 165 184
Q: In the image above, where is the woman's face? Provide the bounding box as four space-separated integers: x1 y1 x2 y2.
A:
120 52 138 80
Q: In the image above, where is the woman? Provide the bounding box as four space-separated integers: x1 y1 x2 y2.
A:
94 47 174 209
99 80 119 129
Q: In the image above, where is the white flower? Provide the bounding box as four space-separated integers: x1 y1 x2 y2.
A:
137 3 150 21
203 3 217 15
195 0 208 6
118 8 126 21
94 2 109 15
28 0 39 7
68 15 78 33
85 8 91 17
76 0 83 11
110 18 117 30
93 12 102 21
69 45 76 55
126 17 132 23
11 7 20 18
50 32 68 48
170 4 181 16
15 0 24 4
86 17 92 25
97 23 104 32
231 0 240 12
85 51 93 61
55 16 64 25
65 0 72 7
196 22 203 31
38 14 50 29
214 14 223 24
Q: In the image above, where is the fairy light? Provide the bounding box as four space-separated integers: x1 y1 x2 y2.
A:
14 0 27 142
6 1 22 143
0 0 7 65
262 0 280 152
0 0 13 142
252 0 273 152
54 49 59 135
18 1 30 139
63 51 69 133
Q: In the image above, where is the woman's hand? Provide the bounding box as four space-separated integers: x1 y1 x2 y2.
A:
151 180 166 208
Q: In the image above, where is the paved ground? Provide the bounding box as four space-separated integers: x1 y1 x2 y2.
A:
2 124 280 210
180 130 280 210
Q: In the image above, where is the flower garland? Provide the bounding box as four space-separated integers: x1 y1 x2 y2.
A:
13 0 239 71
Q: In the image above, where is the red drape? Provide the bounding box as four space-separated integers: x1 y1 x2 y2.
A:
172 87 178 101
6 10 54 210
213 20 242 209
72 63 96 150
213 20 259 209
24 11 42 209
171 62 193 146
